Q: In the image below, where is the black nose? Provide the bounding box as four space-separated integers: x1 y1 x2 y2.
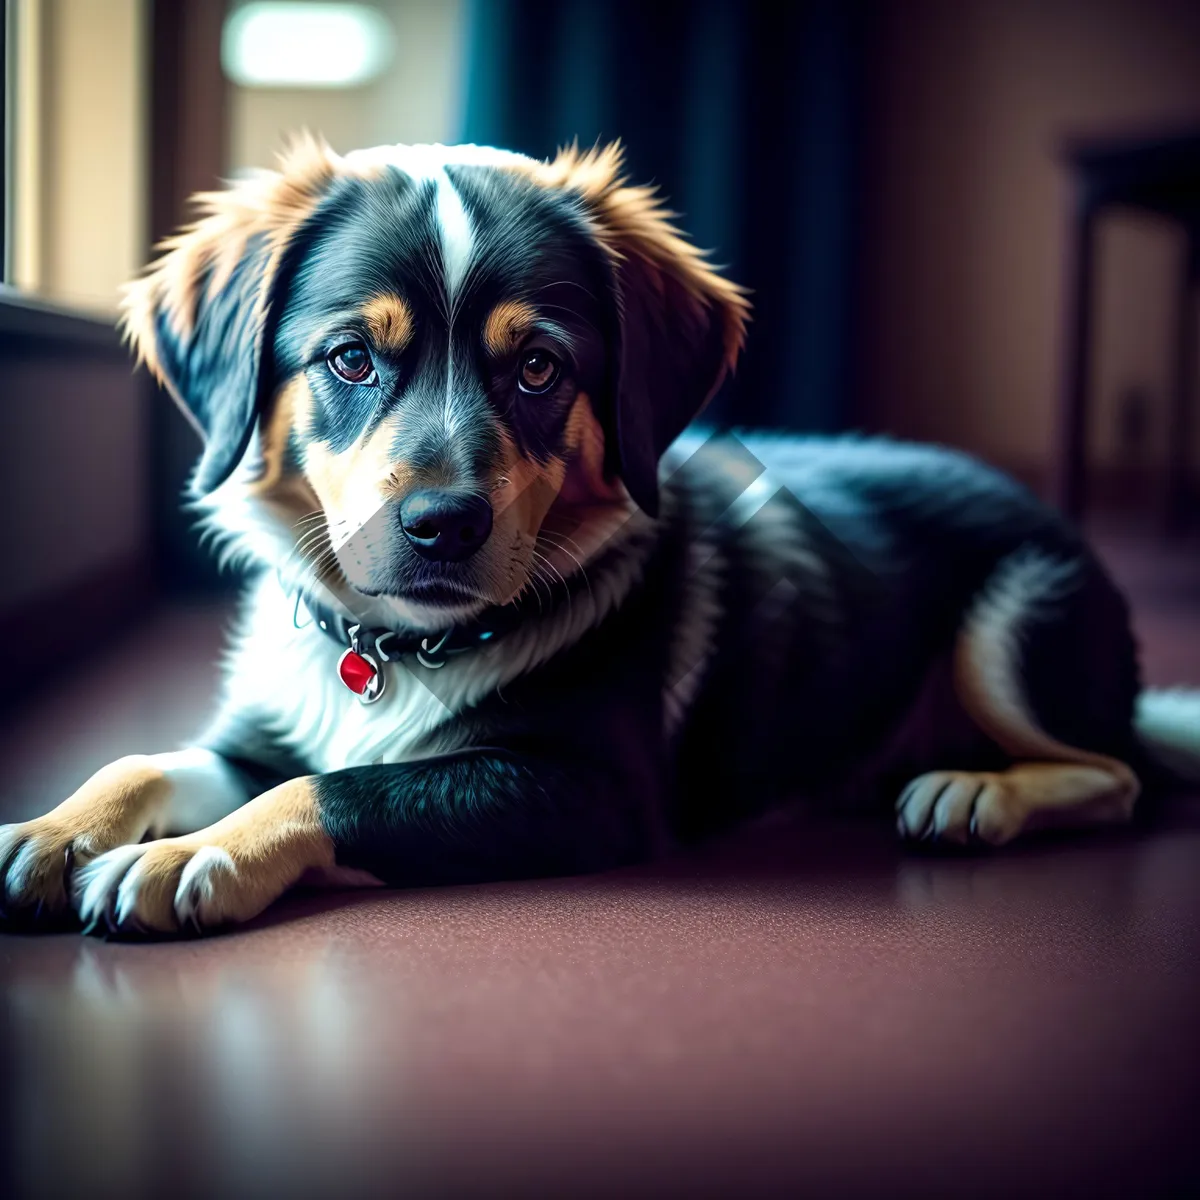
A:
399 489 494 562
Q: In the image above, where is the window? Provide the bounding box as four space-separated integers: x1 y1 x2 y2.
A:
2 0 146 316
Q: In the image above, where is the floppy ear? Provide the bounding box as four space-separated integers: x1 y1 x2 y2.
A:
120 133 338 495
538 143 750 517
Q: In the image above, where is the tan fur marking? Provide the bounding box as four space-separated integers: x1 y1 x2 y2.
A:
303 411 416 520
120 132 341 392
302 440 347 515
362 293 414 354
482 299 538 357
558 392 624 506
247 376 302 496
239 377 327 574
494 432 566 528
1001 763 1138 831
41 757 172 844
300 412 422 594
520 390 644 592
484 428 565 603
79 778 337 934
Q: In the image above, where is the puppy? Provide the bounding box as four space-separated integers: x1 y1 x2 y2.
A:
2 137 1197 938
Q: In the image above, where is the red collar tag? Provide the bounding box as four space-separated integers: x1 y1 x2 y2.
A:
337 630 385 704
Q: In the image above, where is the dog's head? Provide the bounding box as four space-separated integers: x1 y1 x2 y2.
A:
122 136 749 627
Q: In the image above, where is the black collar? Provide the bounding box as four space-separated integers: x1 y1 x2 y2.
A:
295 587 530 671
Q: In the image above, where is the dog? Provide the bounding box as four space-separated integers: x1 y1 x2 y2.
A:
2 136 1198 938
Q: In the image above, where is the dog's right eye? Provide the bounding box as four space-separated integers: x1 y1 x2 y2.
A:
327 342 376 385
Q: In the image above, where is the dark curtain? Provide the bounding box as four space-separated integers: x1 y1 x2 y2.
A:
460 0 868 431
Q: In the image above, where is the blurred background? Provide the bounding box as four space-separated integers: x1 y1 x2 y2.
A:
6 12 1200 1197
2 0 1200 699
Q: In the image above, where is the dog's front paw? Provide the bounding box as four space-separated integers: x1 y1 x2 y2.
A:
73 837 264 938
895 770 1023 846
0 819 94 927
70 776 342 939
1 756 174 931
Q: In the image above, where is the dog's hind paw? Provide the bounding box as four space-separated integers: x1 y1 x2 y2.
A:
895 770 1022 846
896 761 1138 848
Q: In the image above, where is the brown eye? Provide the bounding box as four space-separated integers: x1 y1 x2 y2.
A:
328 342 375 385
518 349 561 394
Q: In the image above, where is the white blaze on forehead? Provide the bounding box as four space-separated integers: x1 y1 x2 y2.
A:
435 176 472 299
342 143 536 303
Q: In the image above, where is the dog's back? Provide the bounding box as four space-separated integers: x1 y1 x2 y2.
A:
659 433 1141 835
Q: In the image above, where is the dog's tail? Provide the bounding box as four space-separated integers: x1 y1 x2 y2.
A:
1135 688 1200 785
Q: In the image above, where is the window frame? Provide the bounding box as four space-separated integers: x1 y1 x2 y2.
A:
2 0 9 280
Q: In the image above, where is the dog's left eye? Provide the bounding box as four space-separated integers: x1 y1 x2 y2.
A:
327 342 376 385
518 349 561 394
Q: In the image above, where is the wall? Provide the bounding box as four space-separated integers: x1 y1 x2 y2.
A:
227 0 467 173
859 0 1200 489
0 333 147 610
0 299 152 700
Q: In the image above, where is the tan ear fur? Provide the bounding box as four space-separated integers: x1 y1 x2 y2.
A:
532 140 750 388
119 131 340 401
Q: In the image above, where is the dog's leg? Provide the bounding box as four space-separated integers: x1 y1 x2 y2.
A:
896 545 1142 847
69 749 655 938
895 761 1138 845
0 748 250 926
71 776 379 937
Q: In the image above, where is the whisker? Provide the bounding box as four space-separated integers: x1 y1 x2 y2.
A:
536 532 594 606
295 528 335 563
531 548 573 615
537 528 592 560
289 531 326 552
517 558 546 614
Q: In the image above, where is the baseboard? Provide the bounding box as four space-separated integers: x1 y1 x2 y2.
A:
0 554 158 706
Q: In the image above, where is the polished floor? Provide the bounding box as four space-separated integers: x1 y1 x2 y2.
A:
1 525 1199 1199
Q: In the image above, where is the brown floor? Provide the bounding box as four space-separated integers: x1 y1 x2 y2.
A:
1 525 1199 1199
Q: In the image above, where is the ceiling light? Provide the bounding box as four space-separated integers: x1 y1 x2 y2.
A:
222 3 395 89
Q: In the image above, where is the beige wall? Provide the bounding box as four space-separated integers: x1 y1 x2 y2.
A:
11 0 147 314
227 0 467 173
862 0 1200 477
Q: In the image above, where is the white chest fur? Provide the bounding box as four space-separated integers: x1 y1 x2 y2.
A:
221 575 477 773
219 544 655 774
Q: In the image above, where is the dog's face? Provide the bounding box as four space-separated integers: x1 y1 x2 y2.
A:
123 139 748 627
268 154 618 618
